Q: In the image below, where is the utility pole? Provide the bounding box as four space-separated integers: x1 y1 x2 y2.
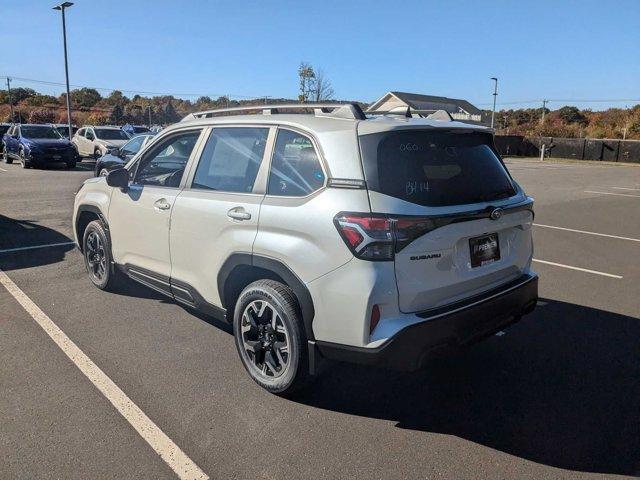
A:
490 77 498 129
147 105 152 128
6 77 14 122
540 99 548 125
53 2 74 140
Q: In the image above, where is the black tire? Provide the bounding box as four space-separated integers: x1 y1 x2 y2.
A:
66 161 77 169
82 220 122 291
233 280 311 395
19 149 30 169
94 148 102 160
2 145 12 164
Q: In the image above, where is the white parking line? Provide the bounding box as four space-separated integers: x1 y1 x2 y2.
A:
533 223 640 243
0 269 209 480
611 186 640 191
0 241 76 254
532 259 623 279
584 190 640 198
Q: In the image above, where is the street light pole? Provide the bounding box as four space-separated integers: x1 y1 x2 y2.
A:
53 2 74 140
6 77 14 122
490 77 498 129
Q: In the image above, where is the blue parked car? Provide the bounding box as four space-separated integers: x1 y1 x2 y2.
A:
2 124 79 169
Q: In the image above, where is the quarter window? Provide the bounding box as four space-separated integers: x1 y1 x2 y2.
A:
192 127 269 193
135 130 201 188
267 129 324 196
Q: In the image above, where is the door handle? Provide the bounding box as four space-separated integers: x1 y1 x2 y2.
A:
227 207 251 220
154 198 171 211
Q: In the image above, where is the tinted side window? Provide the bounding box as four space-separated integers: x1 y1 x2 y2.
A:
267 130 324 196
135 130 200 188
192 128 269 193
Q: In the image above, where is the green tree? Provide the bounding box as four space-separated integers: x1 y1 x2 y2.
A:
69 87 102 108
558 106 587 125
105 90 127 105
163 101 179 123
0 87 37 105
110 103 124 124
24 94 59 107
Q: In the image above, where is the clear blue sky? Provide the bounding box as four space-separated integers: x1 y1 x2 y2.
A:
1 0 638 110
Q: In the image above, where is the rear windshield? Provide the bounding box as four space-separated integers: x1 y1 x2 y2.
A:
95 128 130 140
359 130 516 207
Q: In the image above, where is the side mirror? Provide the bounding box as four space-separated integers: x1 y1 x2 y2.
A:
110 147 120 157
106 167 129 190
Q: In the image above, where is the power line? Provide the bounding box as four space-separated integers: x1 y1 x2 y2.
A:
476 98 640 107
0 75 268 100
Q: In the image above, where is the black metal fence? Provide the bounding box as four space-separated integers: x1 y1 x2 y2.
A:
494 135 640 163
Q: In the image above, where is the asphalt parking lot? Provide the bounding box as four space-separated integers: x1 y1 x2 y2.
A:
1 157 638 479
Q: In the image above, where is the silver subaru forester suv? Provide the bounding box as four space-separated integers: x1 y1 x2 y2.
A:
72 103 538 395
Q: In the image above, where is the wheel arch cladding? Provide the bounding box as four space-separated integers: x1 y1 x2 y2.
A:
218 253 316 340
76 205 108 252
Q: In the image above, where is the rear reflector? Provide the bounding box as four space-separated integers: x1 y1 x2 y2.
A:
370 304 381 334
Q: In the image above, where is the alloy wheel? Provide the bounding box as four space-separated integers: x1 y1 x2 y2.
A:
85 231 107 282
240 300 290 378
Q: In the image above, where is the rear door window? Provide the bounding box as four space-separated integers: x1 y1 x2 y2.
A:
191 127 269 193
359 130 515 207
267 129 325 196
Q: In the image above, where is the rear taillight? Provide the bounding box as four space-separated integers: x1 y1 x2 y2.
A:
334 213 394 261
334 212 438 261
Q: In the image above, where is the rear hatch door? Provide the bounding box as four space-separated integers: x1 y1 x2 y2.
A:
359 127 534 313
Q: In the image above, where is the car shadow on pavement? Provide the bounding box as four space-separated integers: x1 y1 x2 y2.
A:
0 214 75 271
108 277 233 334
295 298 640 476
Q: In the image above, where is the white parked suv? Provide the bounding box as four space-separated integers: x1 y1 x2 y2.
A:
72 125 131 159
72 103 538 394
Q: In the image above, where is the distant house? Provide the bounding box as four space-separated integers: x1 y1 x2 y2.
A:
367 91 486 125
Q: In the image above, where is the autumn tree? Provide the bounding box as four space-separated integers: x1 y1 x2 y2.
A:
298 62 316 102
29 108 56 124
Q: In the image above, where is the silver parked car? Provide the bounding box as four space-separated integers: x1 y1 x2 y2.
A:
72 103 538 395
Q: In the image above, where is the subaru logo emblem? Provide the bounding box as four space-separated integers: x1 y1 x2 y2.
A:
490 208 503 220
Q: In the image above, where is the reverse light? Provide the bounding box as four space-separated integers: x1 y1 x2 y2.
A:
334 212 438 261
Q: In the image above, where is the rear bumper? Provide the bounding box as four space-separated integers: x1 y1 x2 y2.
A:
315 273 538 371
30 150 77 164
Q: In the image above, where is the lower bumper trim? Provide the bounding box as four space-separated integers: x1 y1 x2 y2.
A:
316 273 538 371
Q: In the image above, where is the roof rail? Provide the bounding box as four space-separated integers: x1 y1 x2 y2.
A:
366 108 454 121
181 103 367 122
